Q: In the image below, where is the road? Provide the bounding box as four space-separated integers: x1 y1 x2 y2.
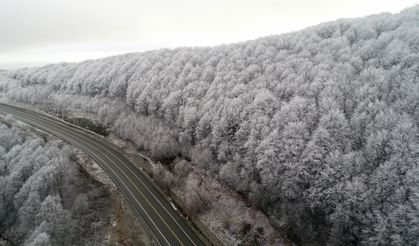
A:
0 103 208 246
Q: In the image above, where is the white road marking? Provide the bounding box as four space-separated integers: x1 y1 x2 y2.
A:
26 108 200 245
3 110 172 246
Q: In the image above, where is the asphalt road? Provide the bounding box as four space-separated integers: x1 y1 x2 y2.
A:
0 103 208 246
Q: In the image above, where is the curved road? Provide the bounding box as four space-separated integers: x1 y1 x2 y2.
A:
0 103 208 246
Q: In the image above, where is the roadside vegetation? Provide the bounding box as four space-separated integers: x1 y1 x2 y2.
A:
0 117 150 246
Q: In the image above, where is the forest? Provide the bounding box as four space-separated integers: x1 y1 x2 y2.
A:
0 119 111 245
1 6 419 245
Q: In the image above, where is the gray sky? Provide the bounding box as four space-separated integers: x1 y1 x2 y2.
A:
0 0 417 69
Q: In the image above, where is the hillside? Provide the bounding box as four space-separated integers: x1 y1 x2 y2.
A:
1 6 419 245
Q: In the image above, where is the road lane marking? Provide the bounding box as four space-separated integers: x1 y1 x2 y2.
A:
9 105 200 245
0 110 172 246
58 130 186 245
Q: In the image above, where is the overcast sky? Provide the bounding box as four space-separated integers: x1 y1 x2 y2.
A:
0 0 417 69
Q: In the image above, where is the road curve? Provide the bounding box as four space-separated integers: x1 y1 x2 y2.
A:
0 103 208 246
